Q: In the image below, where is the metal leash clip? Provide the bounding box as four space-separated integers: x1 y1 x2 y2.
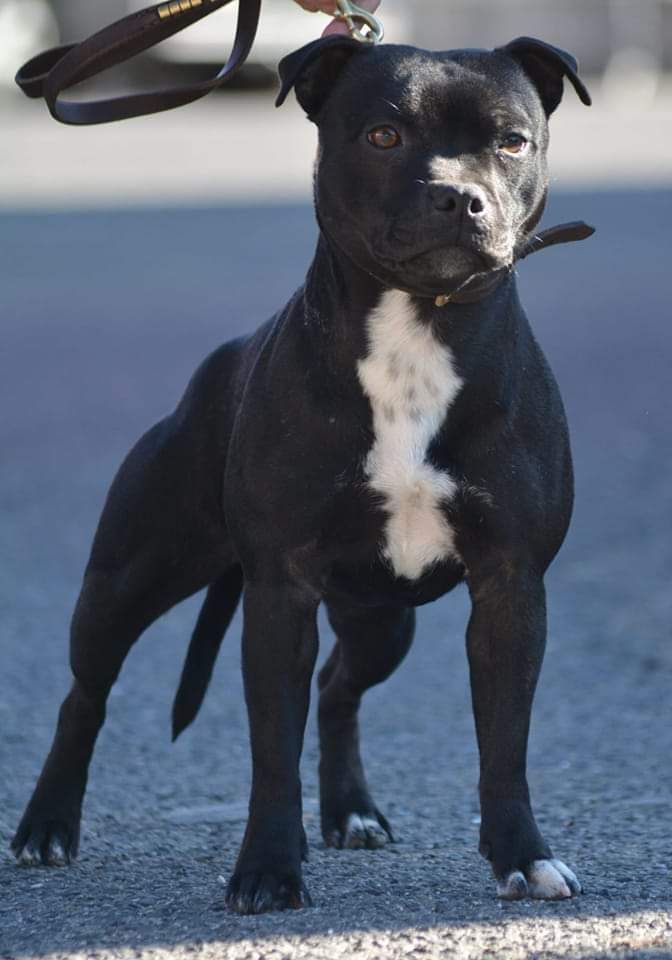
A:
335 0 384 43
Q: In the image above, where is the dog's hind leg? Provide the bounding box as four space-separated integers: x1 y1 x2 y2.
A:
318 602 414 850
11 418 233 867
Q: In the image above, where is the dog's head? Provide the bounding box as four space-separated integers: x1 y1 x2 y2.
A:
277 37 590 299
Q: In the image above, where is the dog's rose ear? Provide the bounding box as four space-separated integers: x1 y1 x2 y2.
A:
276 36 367 117
501 36 591 115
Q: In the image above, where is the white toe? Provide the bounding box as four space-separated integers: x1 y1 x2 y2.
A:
344 813 389 849
497 870 528 899
549 858 582 895
344 813 366 848
360 817 389 848
528 859 575 899
46 838 68 866
17 846 42 867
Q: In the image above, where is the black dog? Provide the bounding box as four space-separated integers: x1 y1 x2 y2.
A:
13 35 592 913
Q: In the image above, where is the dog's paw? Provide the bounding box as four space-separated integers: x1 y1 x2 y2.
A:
497 859 581 901
12 819 77 867
225 871 312 915
323 810 393 850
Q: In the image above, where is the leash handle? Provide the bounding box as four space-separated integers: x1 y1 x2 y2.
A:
15 0 261 125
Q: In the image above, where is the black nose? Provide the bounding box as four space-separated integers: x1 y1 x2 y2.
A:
427 183 488 218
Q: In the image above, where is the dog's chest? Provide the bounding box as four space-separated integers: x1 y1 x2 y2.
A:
356 290 463 581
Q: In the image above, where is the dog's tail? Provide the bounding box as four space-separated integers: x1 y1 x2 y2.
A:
171 565 244 742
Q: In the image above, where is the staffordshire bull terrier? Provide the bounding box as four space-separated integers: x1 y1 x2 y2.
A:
13 35 592 913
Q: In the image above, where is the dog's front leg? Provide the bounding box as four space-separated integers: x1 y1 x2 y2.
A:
225 581 318 915
466 565 581 901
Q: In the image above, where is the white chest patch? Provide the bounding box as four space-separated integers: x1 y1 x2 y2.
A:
357 289 464 581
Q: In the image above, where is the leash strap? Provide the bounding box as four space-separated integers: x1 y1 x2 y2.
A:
15 0 261 125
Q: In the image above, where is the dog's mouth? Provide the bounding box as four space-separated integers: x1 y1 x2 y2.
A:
371 242 511 298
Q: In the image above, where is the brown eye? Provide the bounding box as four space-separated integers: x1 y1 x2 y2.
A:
367 126 401 150
500 134 529 155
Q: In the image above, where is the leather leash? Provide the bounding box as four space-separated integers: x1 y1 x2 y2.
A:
15 0 382 126
15 0 261 125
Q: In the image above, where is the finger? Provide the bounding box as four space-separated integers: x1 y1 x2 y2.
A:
293 0 338 12
321 19 350 36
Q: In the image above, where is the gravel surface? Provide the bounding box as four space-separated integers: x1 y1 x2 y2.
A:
1 192 670 959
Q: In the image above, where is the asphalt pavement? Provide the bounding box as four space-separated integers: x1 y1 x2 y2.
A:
1 106 671 960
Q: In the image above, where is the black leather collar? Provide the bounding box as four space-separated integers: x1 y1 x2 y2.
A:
433 221 595 307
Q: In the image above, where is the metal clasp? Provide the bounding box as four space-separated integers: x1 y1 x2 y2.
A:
335 0 384 44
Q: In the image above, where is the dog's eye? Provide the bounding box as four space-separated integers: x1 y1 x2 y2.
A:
367 126 401 150
499 134 529 155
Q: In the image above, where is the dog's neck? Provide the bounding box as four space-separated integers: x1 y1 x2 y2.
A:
302 231 519 363
305 232 384 320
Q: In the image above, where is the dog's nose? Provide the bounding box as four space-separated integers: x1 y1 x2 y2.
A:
427 183 487 219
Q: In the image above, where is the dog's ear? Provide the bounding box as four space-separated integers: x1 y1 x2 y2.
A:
500 36 591 115
276 36 367 118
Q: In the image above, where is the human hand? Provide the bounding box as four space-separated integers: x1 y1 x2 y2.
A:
292 0 382 37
